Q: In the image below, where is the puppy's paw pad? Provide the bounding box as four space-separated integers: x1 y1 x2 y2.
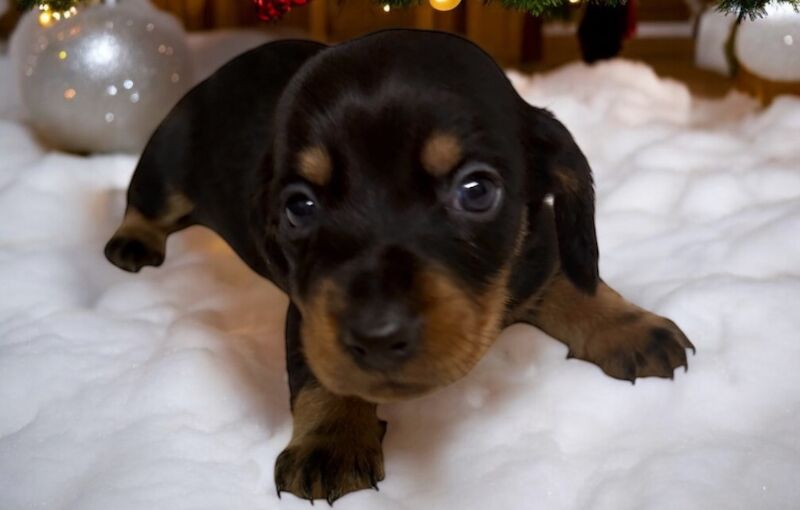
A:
274 433 384 504
104 236 164 272
580 316 695 382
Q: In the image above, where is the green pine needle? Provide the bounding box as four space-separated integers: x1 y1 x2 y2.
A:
496 0 611 16
717 0 800 20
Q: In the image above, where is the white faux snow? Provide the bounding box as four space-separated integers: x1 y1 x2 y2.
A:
2 39 800 510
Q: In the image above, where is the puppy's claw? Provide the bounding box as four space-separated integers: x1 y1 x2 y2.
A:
668 318 697 356
575 316 695 383
623 358 637 383
325 485 342 506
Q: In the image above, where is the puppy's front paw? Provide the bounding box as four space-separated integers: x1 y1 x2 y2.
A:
274 420 386 504
104 235 165 273
574 315 695 383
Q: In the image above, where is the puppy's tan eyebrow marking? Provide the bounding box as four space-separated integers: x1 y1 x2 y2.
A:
296 146 332 186
421 132 462 177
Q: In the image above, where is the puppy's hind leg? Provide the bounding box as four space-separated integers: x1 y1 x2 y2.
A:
105 191 194 273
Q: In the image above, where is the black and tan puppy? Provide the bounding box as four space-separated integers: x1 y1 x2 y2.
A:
105 29 694 504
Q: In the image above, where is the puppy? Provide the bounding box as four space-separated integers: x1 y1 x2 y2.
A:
104 29 694 504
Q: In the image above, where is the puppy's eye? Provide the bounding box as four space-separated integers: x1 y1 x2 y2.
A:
284 190 318 228
451 167 502 216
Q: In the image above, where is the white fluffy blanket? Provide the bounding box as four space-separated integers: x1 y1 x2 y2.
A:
1 33 799 510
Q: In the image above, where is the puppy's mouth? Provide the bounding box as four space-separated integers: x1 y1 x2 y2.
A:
318 361 438 403
366 378 436 402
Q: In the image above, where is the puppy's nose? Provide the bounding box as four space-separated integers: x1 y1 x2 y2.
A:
342 308 419 370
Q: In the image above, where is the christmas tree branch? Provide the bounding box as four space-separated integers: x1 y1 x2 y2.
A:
496 0 605 16
717 0 800 20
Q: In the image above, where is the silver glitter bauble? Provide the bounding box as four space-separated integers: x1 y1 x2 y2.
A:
10 0 191 153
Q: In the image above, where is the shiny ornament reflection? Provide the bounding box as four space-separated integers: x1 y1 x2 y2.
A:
429 0 461 11
10 0 191 153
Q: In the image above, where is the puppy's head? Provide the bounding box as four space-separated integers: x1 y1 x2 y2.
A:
268 30 598 403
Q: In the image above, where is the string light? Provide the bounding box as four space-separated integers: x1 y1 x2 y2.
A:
429 0 461 10
37 3 79 27
383 4 390 12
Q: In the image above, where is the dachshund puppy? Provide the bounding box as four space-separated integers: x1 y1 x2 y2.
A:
105 29 694 504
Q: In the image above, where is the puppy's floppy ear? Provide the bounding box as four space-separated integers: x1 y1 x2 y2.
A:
522 105 599 294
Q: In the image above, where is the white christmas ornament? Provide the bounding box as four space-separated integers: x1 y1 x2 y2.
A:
735 3 800 82
10 0 191 153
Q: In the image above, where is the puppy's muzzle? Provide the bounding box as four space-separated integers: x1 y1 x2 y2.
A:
341 303 421 371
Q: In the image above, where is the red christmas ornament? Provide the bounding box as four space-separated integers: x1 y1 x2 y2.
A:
625 0 638 39
254 0 310 21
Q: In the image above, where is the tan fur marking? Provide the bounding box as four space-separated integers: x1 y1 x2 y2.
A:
158 193 194 227
301 265 511 403
501 212 540 328
527 272 694 380
553 166 581 195
512 211 529 260
114 208 166 250
415 266 510 382
421 132 462 177
297 146 332 186
113 193 193 251
290 384 379 441
532 274 629 352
